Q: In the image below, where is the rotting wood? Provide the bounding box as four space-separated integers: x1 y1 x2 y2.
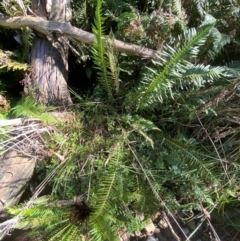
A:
0 151 35 211
0 13 160 59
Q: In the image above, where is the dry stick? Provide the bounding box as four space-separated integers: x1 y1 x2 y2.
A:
163 211 181 241
0 118 23 127
186 201 221 241
87 159 94 202
0 13 159 59
207 219 221 241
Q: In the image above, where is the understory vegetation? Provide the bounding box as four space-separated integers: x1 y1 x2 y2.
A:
1 0 240 240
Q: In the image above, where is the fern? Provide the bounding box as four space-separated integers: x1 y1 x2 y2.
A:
208 27 232 59
91 141 124 219
175 64 226 89
90 216 118 241
0 49 28 72
172 0 186 29
8 198 85 241
91 0 113 101
1 0 29 16
172 0 182 17
106 32 121 93
163 135 218 180
12 97 58 124
21 27 34 62
192 0 205 17
127 20 216 109
124 114 160 148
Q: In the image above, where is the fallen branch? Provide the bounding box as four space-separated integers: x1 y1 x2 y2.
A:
0 13 159 59
0 118 23 127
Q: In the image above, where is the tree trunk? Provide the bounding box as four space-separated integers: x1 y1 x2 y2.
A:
29 0 72 106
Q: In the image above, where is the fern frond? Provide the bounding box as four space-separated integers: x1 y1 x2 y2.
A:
91 0 113 101
48 223 72 241
172 0 186 29
1 0 28 16
0 60 28 72
8 200 84 241
163 135 217 180
91 140 125 222
0 49 28 72
128 20 215 109
12 97 58 124
106 32 120 93
172 0 182 17
192 0 205 17
91 167 118 219
21 27 34 62
124 114 160 148
175 64 226 89
207 27 232 59
224 61 240 78
90 216 118 241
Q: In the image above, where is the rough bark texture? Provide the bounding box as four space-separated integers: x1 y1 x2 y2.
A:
0 151 35 211
29 0 72 106
30 36 71 105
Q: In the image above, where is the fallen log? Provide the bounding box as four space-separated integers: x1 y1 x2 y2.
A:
0 118 50 240
0 13 159 59
0 151 35 211
0 118 54 212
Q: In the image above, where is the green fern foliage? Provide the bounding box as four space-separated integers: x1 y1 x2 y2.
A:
163 135 217 180
9 204 83 241
106 32 121 93
91 0 114 101
127 20 217 109
89 216 119 241
91 140 124 220
3 1 240 240
172 0 186 29
192 0 205 17
12 97 58 124
0 50 28 73
176 64 225 89
21 27 34 62
208 27 232 59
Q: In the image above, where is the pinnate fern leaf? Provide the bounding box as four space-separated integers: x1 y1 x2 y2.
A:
0 49 28 72
91 0 113 101
128 20 216 109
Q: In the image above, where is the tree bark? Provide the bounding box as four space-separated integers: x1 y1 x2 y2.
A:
29 0 72 106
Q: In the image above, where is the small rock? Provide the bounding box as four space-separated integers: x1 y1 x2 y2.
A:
0 95 10 111
146 236 157 241
153 228 161 239
144 220 156 235
186 219 196 230
118 229 129 241
159 237 167 241
182 227 190 235
136 211 145 221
